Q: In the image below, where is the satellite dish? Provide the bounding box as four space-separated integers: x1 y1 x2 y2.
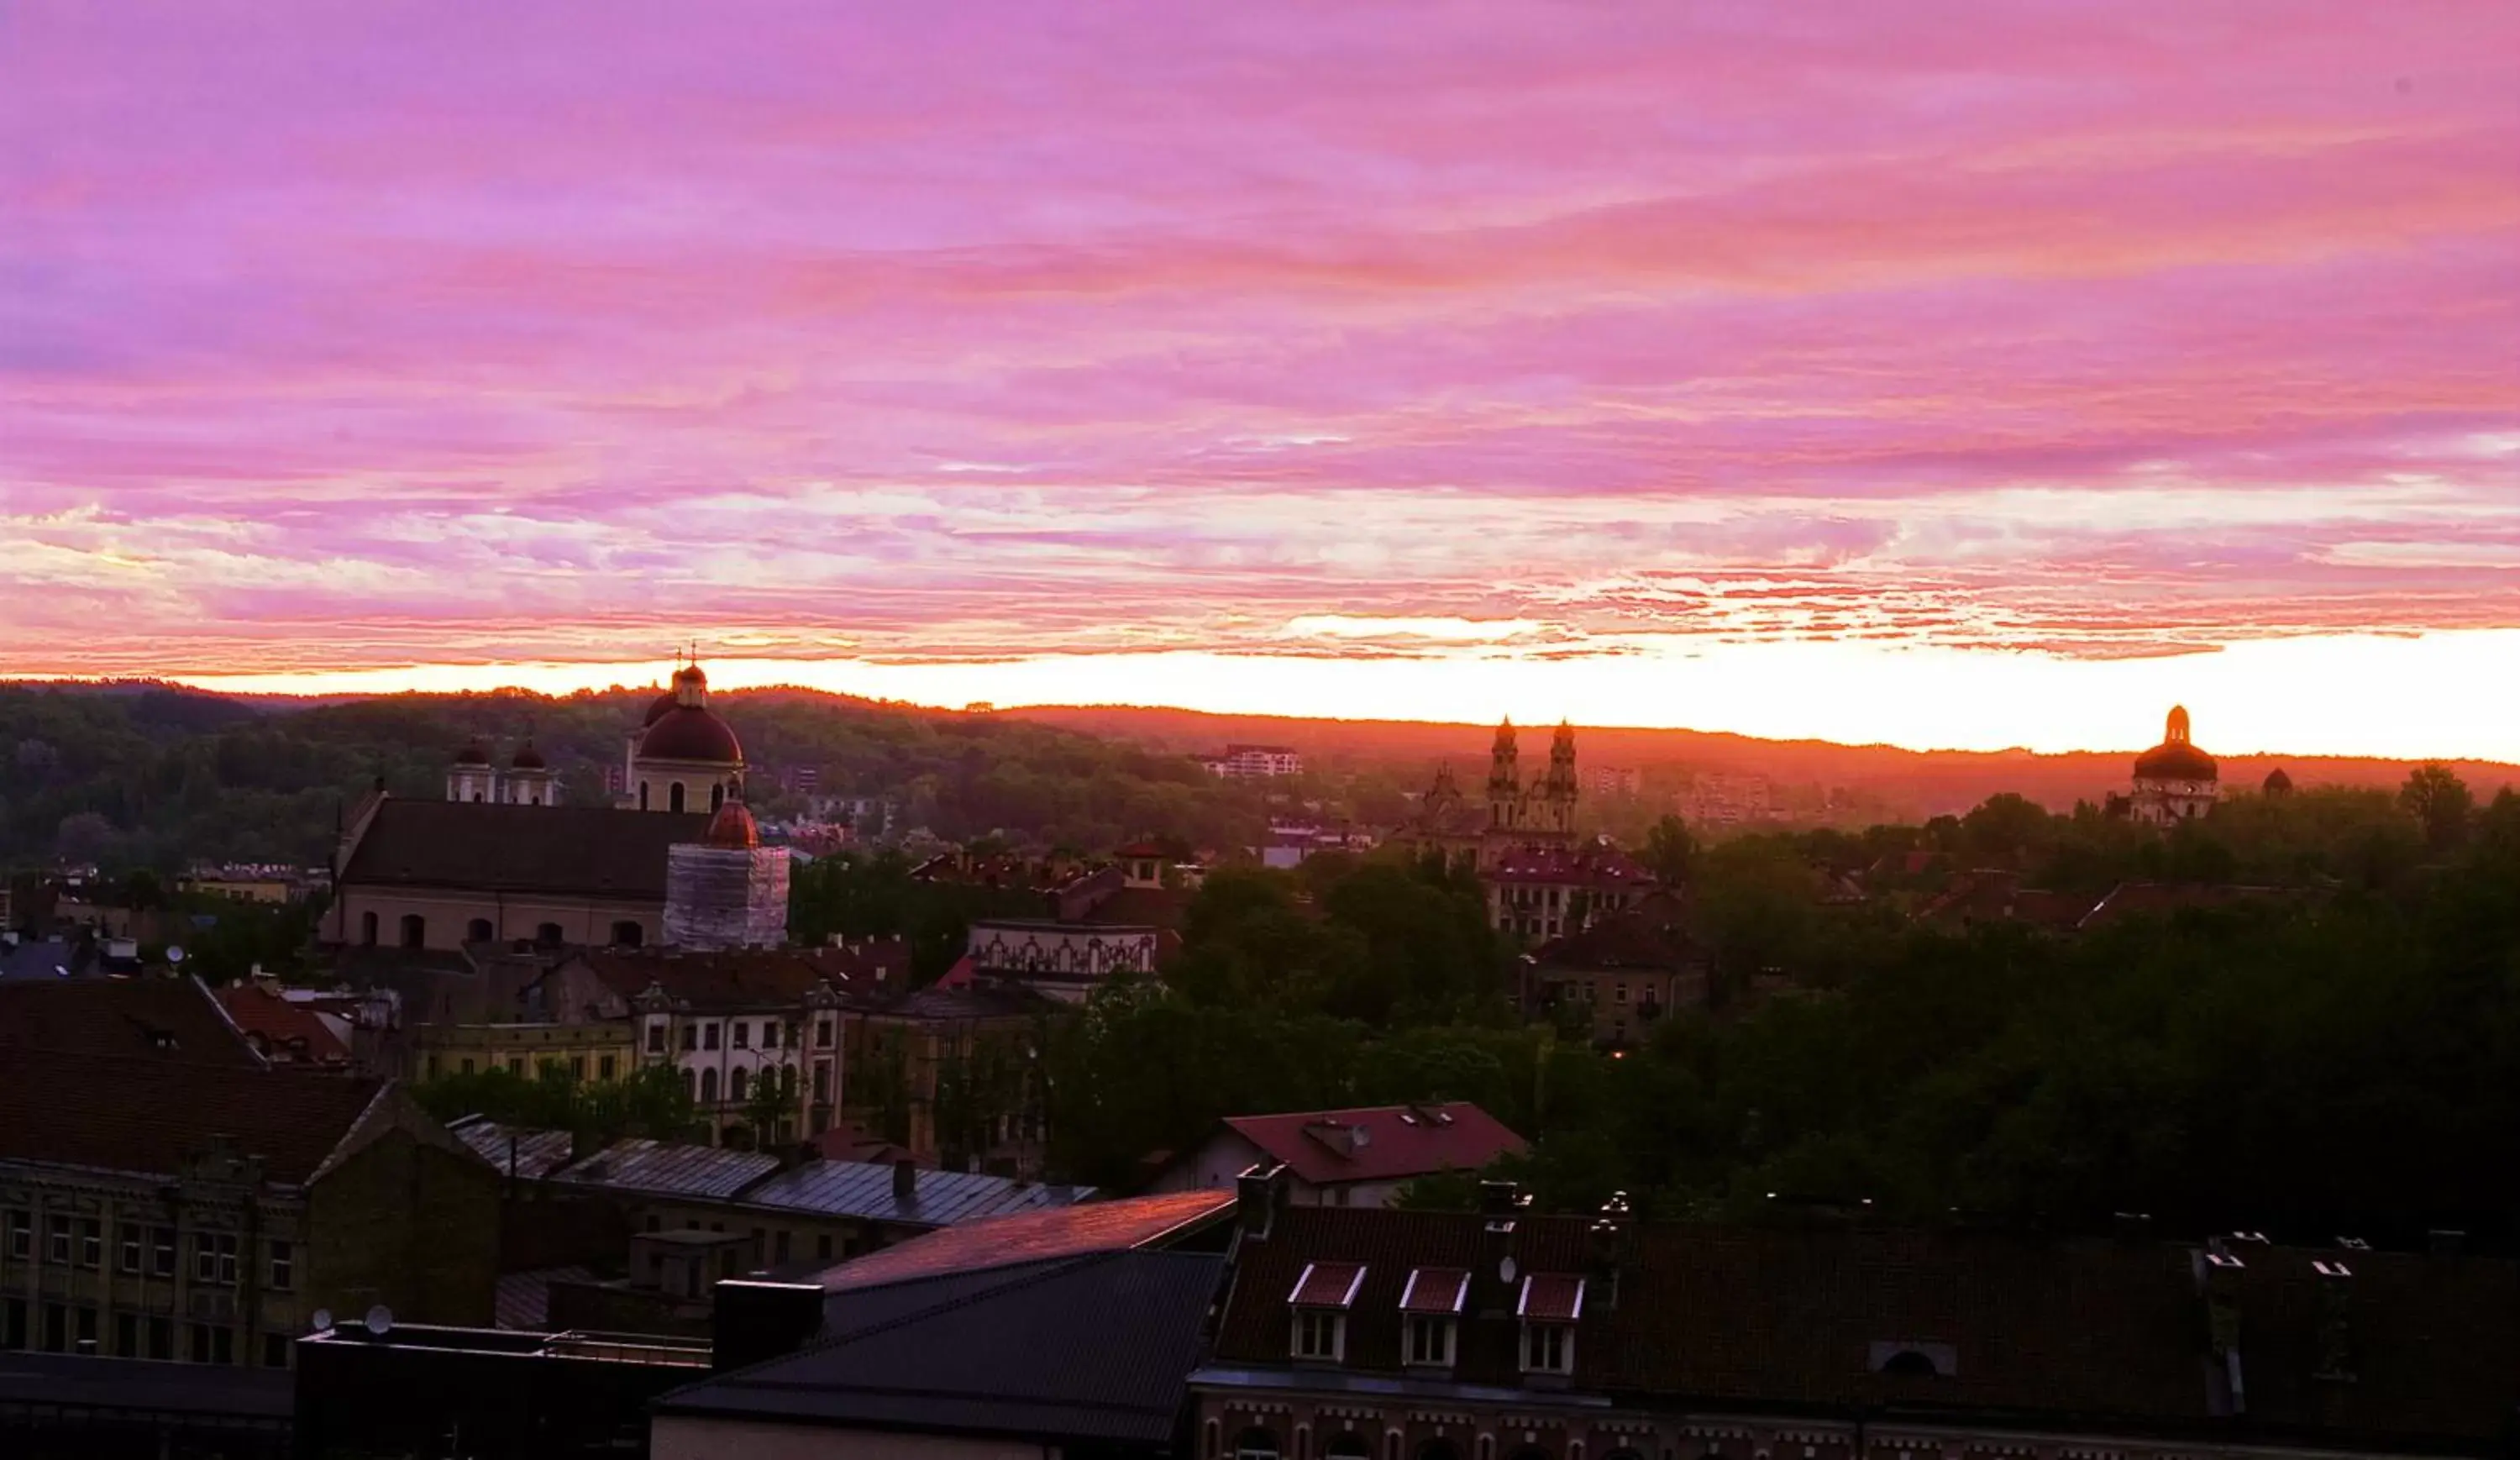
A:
311 1309 333 1333
1350 1125 1371 1149
365 1304 393 1336
165 945 186 964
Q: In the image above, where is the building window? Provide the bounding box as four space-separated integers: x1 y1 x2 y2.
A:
612 920 643 948
194 1233 238 1286
269 1240 294 1291
264 1332 291 1368
426 1055 441 1079
76 1305 96 1351
816 1018 833 1048
680 1023 698 1052
648 1024 667 1053
682 1068 696 1101
816 1233 832 1261
774 1230 790 1264
732 1021 749 1050
115 1312 136 1357
6 1211 27 1260
151 1226 175 1278
700 1068 719 1104
1292 1309 1345 1361
46 1216 69 1265
761 1021 779 1049
570 1055 587 1081
41 1303 65 1352
600 1054 617 1080
148 1316 171 1359
811 1062 831 1102
669 782 687 814
1234 1427 1284 1460
80 1219 101 1268
702 1023 721 1052
1406 1315 1456 1366
730 1068 749 1102
1522 1321 1572 1374
459 1057 476 1075
465 917 495 943
360 911 378 947
536 922 564 948
119 1226 141 1274
398 913 426 950
507 1056 525 1076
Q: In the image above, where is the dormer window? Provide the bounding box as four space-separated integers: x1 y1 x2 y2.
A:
1399 1266 1467 1368
1288 1261 1365 1363
1516 1273 1584 1377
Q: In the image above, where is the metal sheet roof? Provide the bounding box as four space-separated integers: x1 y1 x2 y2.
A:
449 1120 578 1182
550 1138 780 1200
740 1160 1095 1227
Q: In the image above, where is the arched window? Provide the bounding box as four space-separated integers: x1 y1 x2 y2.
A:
638 782 651 811
699 1068 719 1104
710 782 726 812
611 921 643 948
729 1068 748 1103
669 782 687 814
681 1068 696 1102
1234 1429 1283 1460
465 918 494 944
1879 1348 1941 1378
535 922 564 948
398 914 426 950
360 911 378 947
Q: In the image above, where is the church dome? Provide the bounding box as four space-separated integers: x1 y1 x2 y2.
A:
2134 705 2217 782
510 740 547 771
703 799 760 849
454 739 491 766
639 707 743 764
643 663 709 726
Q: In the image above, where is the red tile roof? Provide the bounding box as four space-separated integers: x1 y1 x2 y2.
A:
1397 1267 1467 1315
1212 1205 2520 1446
0 976 262 1067
817 1190 1234 1291
214 984 353 1066
0 1049 390 1184
1516 1271 1585 1321
570 943 895 1011
1221 1102 1525 1187
1488 846 1653 889
1289 1261 1368 1308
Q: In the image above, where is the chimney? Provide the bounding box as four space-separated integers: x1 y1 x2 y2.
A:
2311 1258 2355 1383
1588 1190 1634 1309
711 1279 824 1373
891 1158 917 1205
1235 1162 1287 1242
2198 1247 2247 1416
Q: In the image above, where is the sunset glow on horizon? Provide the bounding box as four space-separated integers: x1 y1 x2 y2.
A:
5 3 2517 756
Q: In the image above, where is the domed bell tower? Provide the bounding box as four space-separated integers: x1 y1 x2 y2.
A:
1487 718 1521 830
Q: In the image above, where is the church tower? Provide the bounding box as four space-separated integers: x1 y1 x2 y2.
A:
1487 719 1521 830
445 740 497 803
1540 720 1578 834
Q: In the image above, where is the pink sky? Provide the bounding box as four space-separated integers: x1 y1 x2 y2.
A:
3 3 2517 754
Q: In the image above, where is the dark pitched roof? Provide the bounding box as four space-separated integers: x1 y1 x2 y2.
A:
815 1190 1235 1291
1211 1207 2520 1447
1488 845 1654 889
1530 895 1701 971
0 976 263 1067
740 1161 1092 1227
1219 1102 1525 1187
0 1049 391 1184
339 799 711 900
568 946 883 1011
655 1250 1226 1447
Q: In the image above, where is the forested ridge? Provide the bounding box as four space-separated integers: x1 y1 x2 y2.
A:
0 680 1267 868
